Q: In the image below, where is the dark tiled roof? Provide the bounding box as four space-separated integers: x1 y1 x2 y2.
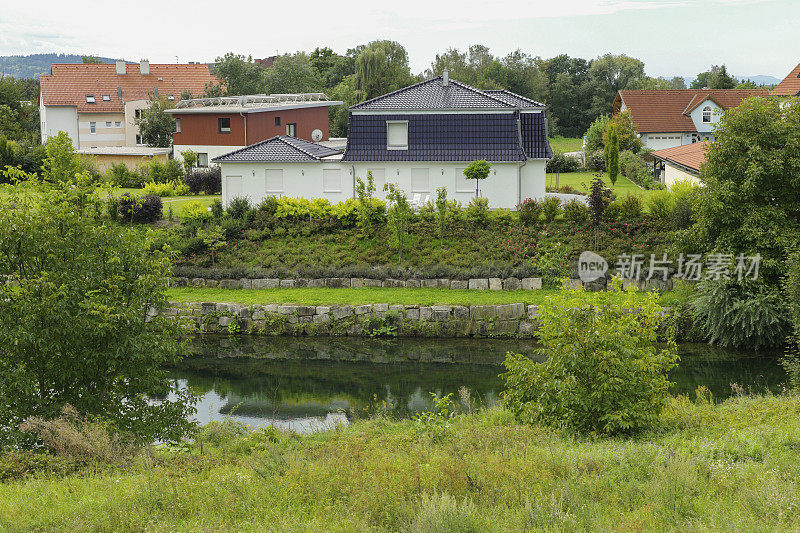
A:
520 112 552 159
484 89 545 108
350 76 512 110
341 114 526 162
213 136 341 162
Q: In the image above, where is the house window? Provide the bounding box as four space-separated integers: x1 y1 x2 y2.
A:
387 121 408 150
134 109 143 119
105 121 112 128
175 118 181 133
89 122 96 134
115 121 121 127
455 167 473 193
102 95 110 101
691 133 701 143
86 95 95 103
136 134 144 144
323 168 342 193
197 153 209 167
702 105 712 123
265 169 284 193
218 117 231 133
274 116 281 126
411 168 429 193
286 123 296 137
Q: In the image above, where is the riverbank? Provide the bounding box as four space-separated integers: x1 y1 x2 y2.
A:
2 394 799 530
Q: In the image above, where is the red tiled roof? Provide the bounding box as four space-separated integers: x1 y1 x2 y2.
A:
613 89 768 133
651 141 709 173
40 63 219 113
772 62 800 96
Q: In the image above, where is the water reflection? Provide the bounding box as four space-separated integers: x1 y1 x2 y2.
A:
170 336 786 433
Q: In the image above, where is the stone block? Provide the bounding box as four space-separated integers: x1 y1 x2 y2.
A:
252 278 280 289
419 306 433 320
174 277 189 287
204 279 219 288
315 306 331 315
354 305 372 315
251 307 266 320
406 308 420 320
200 302 216 315
453 305 469 319
287 315 299 324
298 315 313 324
521 278 542 290
215 303 230 314
489 277 503 291
468 278 489 290
237 307 251 319
519 320 536 337
239 278 252 290
363 278 382 287
583 278 606 292
331 306 353 320
218 316 232 327
422 279 439 288
406 279 421 289
219 279 238 289
307 278 325 288
277 305 298 315
296 306 315 317
295 278 308 288
389 305 405 316
262 304 278 313
492 319 519 336
431 305 452 321
384 279 406 288
191 277 204 287
350 278 364 288
562 279 582 290
326 277 350 288
373 303 389 313
450 280 468 290
313 313 330 324
279 279 295 288
527 305 541 319
470 305 497 320
496 303 525 320
502 277 521 291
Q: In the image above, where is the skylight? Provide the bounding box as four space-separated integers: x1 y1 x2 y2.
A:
85 95 96 103
102 95 111 101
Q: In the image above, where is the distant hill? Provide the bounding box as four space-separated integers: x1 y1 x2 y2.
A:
0 53 120 79
738 75 781 86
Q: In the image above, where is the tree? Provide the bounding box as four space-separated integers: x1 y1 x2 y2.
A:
81 55 103 64
678 96 800 287
212 53 265 95
0 181 195 446
463 159 491 198
354 40 414 100
584 114 610 153
263 53 322 95
383 182 412 263
42 131 79 182
692 65 737 89
135 97 175 148
435 186 448 247
605 125 620 185
197 225 226 266
587 54 646 118
602 110 642 153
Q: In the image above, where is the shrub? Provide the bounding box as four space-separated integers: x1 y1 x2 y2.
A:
603 200 621 222
562 199 589 224
541 196 562 222
646 190 676 223
105 162 141 188
257 196 280 217
618 194 643 220
118 193 162 223
227 196 253 220
179 200 212 224
783 251 800 389
502 281 678 436
163 159 184 182
672 199 694 230
465 197 490 227
489 208 514 227
220 218 247 241
136 159 167 184
517 198 541 226
141 180 190 197
546 152 581 173
690 279 791 350
585 150 606 172
211 199 224 219
184 167 222 195
184 170 203 195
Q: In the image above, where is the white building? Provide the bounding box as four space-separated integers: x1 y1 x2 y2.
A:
213 73 551 209
651 141 707 188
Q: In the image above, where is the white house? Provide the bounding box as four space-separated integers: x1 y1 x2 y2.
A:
613 89 768 151
213 73 551 209
651 141 707 188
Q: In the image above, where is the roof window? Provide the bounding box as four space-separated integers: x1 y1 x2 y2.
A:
102 95 110 101
167 94 175 101
85 95 96 103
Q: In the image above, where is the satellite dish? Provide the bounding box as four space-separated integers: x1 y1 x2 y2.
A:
311 129 323 142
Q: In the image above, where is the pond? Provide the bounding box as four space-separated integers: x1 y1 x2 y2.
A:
170 336 787 433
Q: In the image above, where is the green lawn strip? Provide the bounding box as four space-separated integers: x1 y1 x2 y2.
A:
548 136 583 153
166 286 686 307
547 171 656 200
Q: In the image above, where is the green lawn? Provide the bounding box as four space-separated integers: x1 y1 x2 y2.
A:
547 171 657 199
167 286 688 307
3 395 800 530
548 136 583 153
98 188 220 219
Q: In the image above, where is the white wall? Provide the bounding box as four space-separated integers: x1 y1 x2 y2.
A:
664 163 701 188
641 133 684 151
689 100 721 133
220 160 547 209
41 105 79 148
175 145 247 166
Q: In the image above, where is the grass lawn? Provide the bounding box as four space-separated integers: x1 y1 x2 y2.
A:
99 188 221 219
548 171 657 200
2 395 800 530
548 136 583 153
167 286 689 307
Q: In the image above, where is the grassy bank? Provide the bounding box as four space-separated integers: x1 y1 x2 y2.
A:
166 286 690 307
548 136 583 153
2 394 799 531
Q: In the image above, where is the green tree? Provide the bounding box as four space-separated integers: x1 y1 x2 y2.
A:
435 186 448 247
81 55 103 64
42 131 79 182
501 281 678 436
135 97 175 148
263 53 322 94
212 53 265 95
584 114 610 153
605 125 620 185
692 65 737 89
587 54 646 118
197 225 226 266
354 40 414 100
602 110 642 153
0 181 195 446
383 182 412 263
463 159 491 198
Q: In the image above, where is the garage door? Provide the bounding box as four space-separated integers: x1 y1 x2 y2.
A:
645 135 683 150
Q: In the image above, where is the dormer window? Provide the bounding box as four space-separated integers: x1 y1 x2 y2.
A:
167 94 175 101
85 95 95 103
218 117 231 133
702 105 712 123
387 120 408 150
102 95 110 101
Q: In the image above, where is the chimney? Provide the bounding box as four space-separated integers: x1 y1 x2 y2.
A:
115 60 126 75
140 59 150 75
442 69 449 86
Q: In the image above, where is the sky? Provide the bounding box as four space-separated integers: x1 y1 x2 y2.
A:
0 0 797 79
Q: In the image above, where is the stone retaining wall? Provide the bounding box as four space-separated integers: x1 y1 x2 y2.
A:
172 276 544 291
157 301 545 339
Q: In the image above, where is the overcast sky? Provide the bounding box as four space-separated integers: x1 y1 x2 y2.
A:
0 0 797 79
